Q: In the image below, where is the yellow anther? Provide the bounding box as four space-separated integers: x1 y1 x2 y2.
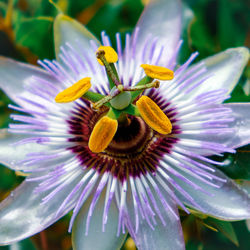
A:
141 64 174 80
97 46 118 65
55 77 91 103
88 116 118 153
136 96 172 134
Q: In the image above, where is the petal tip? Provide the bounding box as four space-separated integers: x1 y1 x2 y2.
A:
53 13 99 59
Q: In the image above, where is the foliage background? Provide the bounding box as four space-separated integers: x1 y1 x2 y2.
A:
0 0 249 249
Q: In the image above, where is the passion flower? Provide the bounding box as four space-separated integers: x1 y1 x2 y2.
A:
0 1 250 250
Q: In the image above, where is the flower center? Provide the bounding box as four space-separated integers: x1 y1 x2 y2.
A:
67 93 180 181
56 46 175 153
106 116 153 157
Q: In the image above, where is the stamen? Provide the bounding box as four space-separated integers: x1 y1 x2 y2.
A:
96 46 118 65
136 96 172 134
141 64 174 80
92 95 113 110
92 87 121 109
88 116 118 153
124 80 160 92
96 48 120 87
55 77 91 103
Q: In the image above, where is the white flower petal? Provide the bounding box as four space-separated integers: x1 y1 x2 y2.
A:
0 175 82 245
180 103 250 150
54 14 99 59
72 192 127 250
131 213 184 250
169 164 250 220
0 130 49 171
125 185 185 250
184 47 249 100
133 0 182 66
240 181 250 195
224 103 250 148
0 56 56 105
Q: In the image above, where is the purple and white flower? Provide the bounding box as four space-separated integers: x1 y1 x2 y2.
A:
0 0 250 249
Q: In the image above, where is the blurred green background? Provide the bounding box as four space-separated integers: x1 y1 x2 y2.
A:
0 0 249 249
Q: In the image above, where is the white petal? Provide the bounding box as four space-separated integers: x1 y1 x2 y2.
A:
125 184 185 250
131 210 184 250
133 0 182 66
168 163 250 220
54 14 99 59
0 56 56 105
0 130 49 171
181 103 250 149
240 181 250 195
72 192 126 250
184 47 249 99
224 103 250 148
0 174 82 245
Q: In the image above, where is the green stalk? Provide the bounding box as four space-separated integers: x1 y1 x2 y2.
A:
131 76 153 101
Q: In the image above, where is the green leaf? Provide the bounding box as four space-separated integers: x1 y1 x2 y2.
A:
86 0 143 44
0 90 12 129
205 218 239 247
14 16 54 59
189 11 215 59
218 0 248 50
0 1 7 14
0 165 17 191
68 0 95 18
21 0 57 16
177 2 195 64
0 238 37 250
215 144 250 180
226 81 250 103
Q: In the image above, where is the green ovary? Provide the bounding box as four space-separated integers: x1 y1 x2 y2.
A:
110 87 132 110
